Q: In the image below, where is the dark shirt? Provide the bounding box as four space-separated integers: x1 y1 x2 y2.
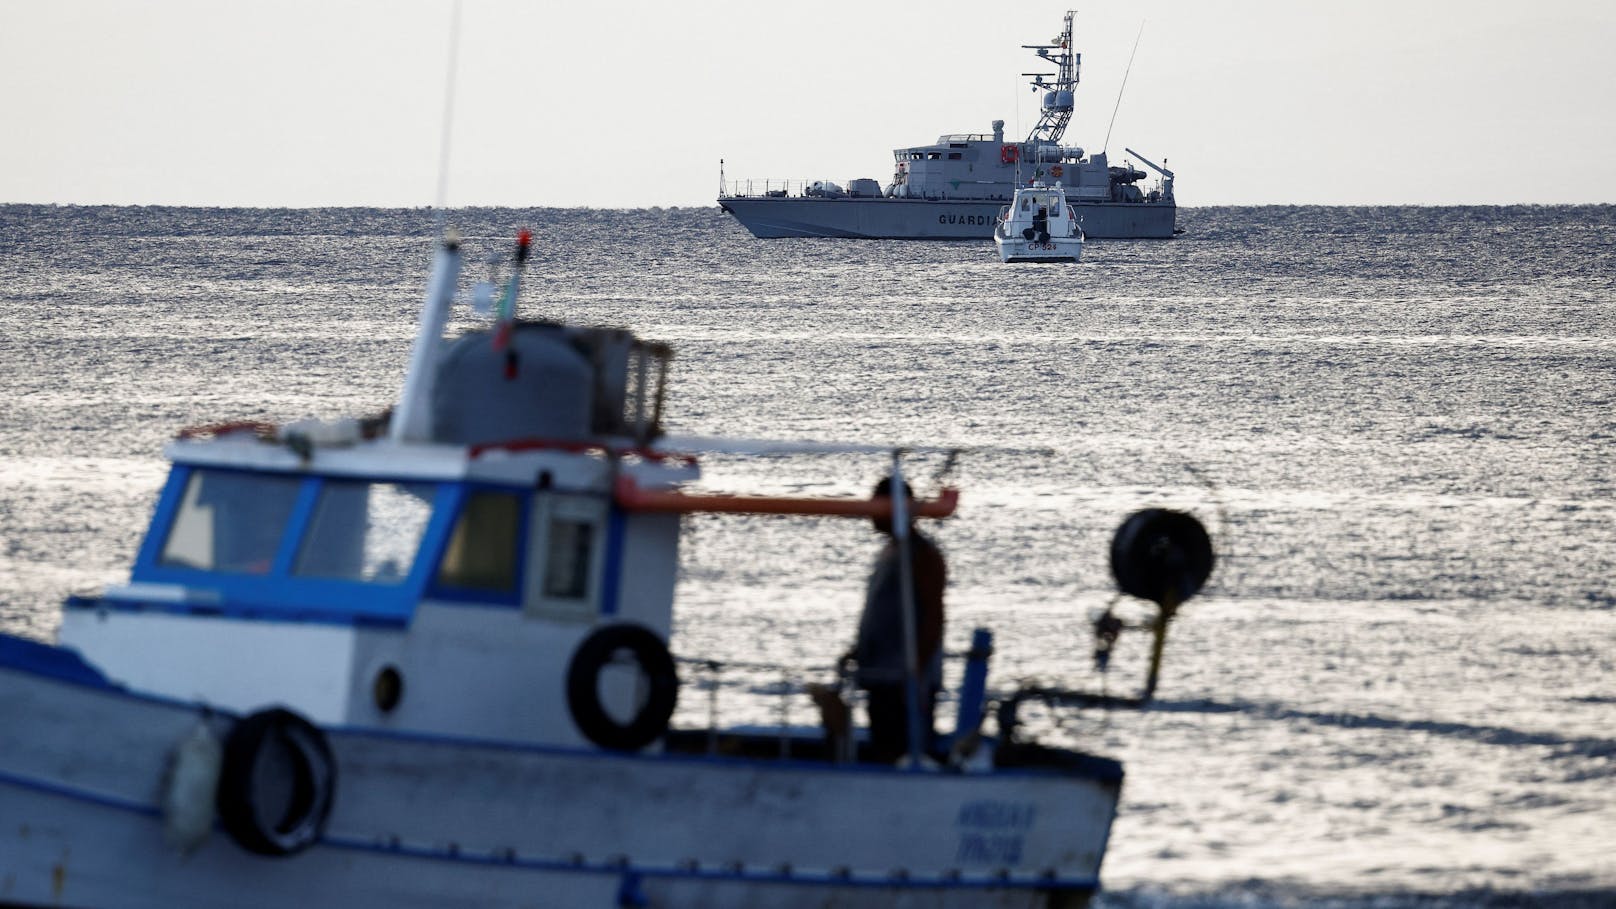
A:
853 530 946 688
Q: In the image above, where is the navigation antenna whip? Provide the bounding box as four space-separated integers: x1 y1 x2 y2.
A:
433 0 464 228
1102 21 1144 155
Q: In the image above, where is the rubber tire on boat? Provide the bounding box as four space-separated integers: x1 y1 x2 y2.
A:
566 623 679 752
1109 508 1216 608
215 707 337 856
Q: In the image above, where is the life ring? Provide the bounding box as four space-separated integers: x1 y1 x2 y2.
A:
1000 144 1020 165
566 623 679 751
1051 165 1064 178
216 707 336 856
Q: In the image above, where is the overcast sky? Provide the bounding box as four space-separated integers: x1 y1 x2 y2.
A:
2 0 1613 208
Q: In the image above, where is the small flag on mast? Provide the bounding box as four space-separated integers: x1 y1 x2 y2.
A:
492 228 533 351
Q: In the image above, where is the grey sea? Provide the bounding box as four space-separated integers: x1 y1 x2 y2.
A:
1 203 1613 907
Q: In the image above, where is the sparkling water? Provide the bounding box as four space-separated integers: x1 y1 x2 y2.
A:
1 203 1613 906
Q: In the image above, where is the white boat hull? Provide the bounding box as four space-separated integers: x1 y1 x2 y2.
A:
0 641 1117 908
995 235 1084 264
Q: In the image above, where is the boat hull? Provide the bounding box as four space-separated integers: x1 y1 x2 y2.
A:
0 636 1117 908
995 236 1084 264
720 196 1175 240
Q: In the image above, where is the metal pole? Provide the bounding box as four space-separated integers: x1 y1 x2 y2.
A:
1141 592 1180 703
390 235 462 443
890 451 923 768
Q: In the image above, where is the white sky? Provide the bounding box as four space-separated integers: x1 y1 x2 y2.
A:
2 0 1613 208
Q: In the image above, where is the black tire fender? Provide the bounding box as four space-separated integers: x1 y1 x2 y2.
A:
1110 508 1215 608
216 707 336 856
566 623 679 752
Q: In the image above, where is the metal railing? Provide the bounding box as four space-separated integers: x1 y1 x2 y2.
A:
670 629 995 763
718 178 814 199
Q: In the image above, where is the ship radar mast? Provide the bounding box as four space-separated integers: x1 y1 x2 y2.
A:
1022 9 1079 146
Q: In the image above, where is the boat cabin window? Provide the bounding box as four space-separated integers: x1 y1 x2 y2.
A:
927 152 942 160
435 490 523 595
543 519 593 599
524 494 607 621
1020 197 1030 211
947 152 962 160
293 480 436 584
159 469 301 574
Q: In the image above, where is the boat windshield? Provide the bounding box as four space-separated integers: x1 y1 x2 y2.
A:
293 480 437 584
159 469 301 574
158 469 438 582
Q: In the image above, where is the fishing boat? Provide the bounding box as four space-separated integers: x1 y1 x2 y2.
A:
995 182 1085 263
0 229 1213 908
719 10 1177 241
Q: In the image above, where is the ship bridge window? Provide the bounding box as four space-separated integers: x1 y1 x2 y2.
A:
525 493 607 622
159 470 302 574
927 152 942 160
947 153 962 160
433 490 523 596
293 480 437 584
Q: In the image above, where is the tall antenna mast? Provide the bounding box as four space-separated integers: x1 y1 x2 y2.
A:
1022 10 1079 146
433 0 464 222
1103 22 1145 154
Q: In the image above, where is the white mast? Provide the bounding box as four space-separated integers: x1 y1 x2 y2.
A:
390 235 463 443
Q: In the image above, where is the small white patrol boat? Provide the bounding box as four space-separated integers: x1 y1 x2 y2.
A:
995 183 1085 263
0 230 1213 908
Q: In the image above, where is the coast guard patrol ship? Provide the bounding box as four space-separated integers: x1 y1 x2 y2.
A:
719 10 1177 240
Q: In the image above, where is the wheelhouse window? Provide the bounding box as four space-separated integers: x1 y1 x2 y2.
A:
525 494 607 621
159 470 302 574
543 518 595 599
435 490 523 594
294 480 436 584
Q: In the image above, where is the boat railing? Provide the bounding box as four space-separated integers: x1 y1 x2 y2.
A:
719 178 814 200
719 179 893 200
671 641 990 762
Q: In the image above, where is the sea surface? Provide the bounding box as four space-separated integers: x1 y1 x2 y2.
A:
1 203 1613 907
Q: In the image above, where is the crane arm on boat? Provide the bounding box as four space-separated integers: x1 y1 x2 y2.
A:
613 475 958 518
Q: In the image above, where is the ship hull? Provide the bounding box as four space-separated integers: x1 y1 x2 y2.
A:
1 635 1117 908
720 196 1175 240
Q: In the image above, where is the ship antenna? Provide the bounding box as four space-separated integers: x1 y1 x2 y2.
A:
1023 10 1078 146
1102 21 1144 155
433 0 464 228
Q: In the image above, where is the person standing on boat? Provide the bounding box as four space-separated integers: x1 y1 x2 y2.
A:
844 477 947 764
